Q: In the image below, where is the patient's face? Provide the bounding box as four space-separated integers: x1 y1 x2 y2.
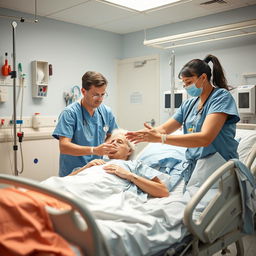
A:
107 134 132 160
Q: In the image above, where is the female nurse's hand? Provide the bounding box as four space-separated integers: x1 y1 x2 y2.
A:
103 164 131 180
94 143 118 156
126 123 161 144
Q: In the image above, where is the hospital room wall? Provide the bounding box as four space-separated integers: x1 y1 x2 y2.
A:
1 6 255 122
0 7 122 117
122 5 256 124
0 8 122 180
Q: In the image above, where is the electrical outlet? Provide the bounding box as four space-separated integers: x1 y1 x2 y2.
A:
0 77 18 86
37 116 57 127
0 117 11 128
0 116 30 128
0 86 8 102
23 117 32 128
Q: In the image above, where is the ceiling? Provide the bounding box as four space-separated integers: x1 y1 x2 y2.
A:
0 0 256 34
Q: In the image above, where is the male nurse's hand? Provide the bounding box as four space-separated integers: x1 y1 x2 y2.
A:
94 142 118 156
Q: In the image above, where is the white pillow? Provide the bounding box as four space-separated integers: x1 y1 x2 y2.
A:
236 129 256 163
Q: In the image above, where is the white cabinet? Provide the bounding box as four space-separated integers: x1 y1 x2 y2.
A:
31 61 49 98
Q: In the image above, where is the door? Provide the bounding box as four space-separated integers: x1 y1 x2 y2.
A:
116 55 160 153
117 55 160 130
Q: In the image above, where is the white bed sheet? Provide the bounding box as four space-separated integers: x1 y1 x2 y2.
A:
43 127 255 256
41 166 213 256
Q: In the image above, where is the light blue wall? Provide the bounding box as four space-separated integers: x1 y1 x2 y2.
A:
122 5 256 123
0 8 122 117
1 5 256 124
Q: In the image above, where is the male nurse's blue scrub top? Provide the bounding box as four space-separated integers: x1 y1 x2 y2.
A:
53 102 118 176
173 88 240 164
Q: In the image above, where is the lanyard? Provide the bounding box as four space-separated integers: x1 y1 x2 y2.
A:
80 101 109 133
183 88 215 125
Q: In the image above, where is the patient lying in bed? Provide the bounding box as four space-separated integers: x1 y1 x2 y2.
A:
0 129 173 256
43 129 170 200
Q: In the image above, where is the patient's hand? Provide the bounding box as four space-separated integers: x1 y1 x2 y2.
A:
85 159 106 168
69 159 106 176
103 164 132 180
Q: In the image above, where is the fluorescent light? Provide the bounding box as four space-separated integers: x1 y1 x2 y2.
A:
103 0 181 12
144 19 256 49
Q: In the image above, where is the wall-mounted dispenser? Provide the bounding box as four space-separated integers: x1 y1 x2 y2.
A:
31 60 49 98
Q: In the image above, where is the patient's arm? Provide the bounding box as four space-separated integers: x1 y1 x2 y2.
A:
103 164 169 198
69 159 106 176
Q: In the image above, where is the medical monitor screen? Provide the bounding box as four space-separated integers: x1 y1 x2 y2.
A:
238 92 249 108
164 93 183 108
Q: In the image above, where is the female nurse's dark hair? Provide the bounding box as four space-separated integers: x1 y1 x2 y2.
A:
178 54 229 90
82 71 108 90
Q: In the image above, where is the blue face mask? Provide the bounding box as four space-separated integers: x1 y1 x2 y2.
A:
185 83 203 97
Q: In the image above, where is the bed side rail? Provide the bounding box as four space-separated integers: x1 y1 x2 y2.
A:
0 174 110 256
245 145 256 176
183 160 242 244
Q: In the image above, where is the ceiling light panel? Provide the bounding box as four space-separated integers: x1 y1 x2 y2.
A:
102 0 181 12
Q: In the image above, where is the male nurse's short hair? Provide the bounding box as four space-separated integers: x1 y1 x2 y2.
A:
82 71 108 90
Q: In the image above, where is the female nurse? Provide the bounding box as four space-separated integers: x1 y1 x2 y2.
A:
126 54 240 183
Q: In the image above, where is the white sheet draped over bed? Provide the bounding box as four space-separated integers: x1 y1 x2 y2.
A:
41 127 256 256
41 163 212 256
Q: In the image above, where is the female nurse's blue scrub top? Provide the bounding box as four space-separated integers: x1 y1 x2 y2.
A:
53 102 118 176
173 88 240 165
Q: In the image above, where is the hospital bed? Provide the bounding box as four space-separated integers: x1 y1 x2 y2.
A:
0 124 255 256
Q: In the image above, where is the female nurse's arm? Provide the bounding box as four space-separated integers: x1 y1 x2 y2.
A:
126 118 181 143
155 117 182 134
162 112 228 147
103 164 169 198
127 112 227 147
59 136 117 156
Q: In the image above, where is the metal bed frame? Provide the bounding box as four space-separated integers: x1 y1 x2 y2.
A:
0 174 110 256
0 146 255 256
181 145 256 256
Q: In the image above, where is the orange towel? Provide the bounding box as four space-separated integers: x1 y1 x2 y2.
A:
0 187 76 256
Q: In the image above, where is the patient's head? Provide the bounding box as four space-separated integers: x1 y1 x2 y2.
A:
107 129 135 160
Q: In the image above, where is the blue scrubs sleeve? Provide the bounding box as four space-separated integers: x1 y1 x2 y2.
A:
172 105 183 124
53 109 76 140
207 89 240 124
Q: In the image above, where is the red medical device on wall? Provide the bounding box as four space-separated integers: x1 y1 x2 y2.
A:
1 52 11 76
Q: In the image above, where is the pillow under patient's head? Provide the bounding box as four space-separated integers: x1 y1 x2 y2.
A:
136 143 186 164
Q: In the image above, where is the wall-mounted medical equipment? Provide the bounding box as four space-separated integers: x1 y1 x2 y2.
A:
31 60 49 98
1 52 11 76
49 64 53 76
63 85 81 106
164 89 187 111
237 85 256 114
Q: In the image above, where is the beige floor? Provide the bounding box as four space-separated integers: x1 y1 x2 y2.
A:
213 234 256 256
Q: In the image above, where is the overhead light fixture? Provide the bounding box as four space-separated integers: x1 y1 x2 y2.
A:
102 0 182 12
144 19 256 49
